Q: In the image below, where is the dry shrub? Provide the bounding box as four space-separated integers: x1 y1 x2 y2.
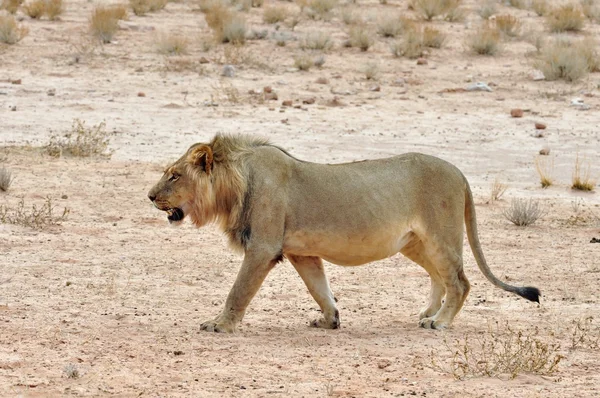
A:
1 0 24 14
106 4 128 20
45 0 63 20
444 0 465 22
377 14 406 38
23 0 45 18
349 25 374 51
130 0 149 15
572 153 595 191
432 323 562 380
340 6 361 25
490 178 507 202
149 0 167 11
495 14 521 38
156 33 188 55
294 53 313 70
422 26 445 48
90 7 120 43
205 3 247 44
547 4 585 32
306 0 337 20
300 30 332 50
0 197 69 230
579 38 600 72
534 156 553 188
570 316 600 350
478 0 496 19
531 0 547 16
535 37 593 82
263 4 288 24
362 62 380 80
467 23 500 55
390 27 424 58
581 0 600 22
0 167 14 192
411 0 463 21
503 198 544 226
0 13 28 44
508 0 528 9
45 119 112 158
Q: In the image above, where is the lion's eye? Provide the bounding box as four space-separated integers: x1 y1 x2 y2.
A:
169 173 180 182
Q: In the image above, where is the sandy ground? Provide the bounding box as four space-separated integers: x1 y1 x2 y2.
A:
1 0 600 396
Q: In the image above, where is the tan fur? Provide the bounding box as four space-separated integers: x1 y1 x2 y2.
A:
148 134 540 332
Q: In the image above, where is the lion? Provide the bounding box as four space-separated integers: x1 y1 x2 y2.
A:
148 134 540 332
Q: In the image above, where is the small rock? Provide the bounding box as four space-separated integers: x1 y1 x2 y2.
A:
315 77 329 85
416 58 427 65
10 105 16 111
265 92 278 101
302 97 316 105
570 97 590 110
510 108 524 118
11 79 21 85
282 100 293 107
221 65 235 78
535 122 546 130
590 237 600 243
263 86 272 93
138 92 146 97
539 148 550 155
135 67 143 72
61 194 68 199
199 57 210 64
533 131 545 138
530 69 545 81
393 78 406 87
378 359 392 369
370 85 381 92
47 89 56 96
466 82 492 92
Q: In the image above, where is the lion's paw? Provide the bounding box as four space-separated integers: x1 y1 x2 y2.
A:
200 318 237 333
419 317 448 330
418 307 440 320
309 310 340 329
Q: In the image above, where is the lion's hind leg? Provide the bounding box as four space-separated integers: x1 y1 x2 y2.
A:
288 255 340 329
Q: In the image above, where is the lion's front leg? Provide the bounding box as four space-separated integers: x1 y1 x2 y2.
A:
200 251 279 333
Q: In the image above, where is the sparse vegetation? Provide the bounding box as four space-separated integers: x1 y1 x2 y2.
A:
570 316 600 350
572 153 595 191
495 14 522 38
300 31 332 51
531 0 547 16
349 25 374 51
156 33 189 55
130 0 149 16
0 13 28 44
45 119 112 158
422 26 445 48
534 156 553 188
294 53 313 70
263 4 289 24
340 6 362 25
0 196 69 229
64 364 80 379
306 0 337 20
490 178 507 202
363 62 380 80
503 198 544 226
106 4 128 21
0 167 13 192
444 0 465 22
391 27 424 58
148 0 167 12
1 0 23 14
411 0 463 21
45 0 63 20
377 14 404 38
581 0 600 22
467 23 500 55
547 4 585 32
90 6 120 43
204 3 247 44
535 37 594 82
478 0 496 19
23 0 46 19
508 0 528 9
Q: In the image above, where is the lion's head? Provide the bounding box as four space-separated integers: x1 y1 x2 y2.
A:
148 144 215 226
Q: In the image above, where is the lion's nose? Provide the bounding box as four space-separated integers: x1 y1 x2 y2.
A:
148 193 156 202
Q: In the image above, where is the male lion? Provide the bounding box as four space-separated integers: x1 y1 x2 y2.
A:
148 134 540 332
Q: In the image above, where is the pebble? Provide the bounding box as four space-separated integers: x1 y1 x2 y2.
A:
47 89 56 96
530 69 545 81
138 92 146 97
11 79 21 85
221 65 235 78
263 86 272 93
466 82 493 92
302 97 316 105
416 58 428 65
199 57 209 64
535 122 546 130
282 100 293 107
510 108 524 118
539 148 550 155
315 77 329 84
570 98 590 110
264 92 278 101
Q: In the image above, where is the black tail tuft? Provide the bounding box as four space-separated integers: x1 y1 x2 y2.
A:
517 286 541 303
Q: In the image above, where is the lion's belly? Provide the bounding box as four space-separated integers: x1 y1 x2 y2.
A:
283 229 414 266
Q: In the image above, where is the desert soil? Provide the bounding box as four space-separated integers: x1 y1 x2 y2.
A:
1 1 600 397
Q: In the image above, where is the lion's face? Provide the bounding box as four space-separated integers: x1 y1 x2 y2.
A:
148 144 214 225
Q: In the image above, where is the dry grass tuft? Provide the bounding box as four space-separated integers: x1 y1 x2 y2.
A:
0 196 69 230
495 14 522 38
534 156 553 188
377 14 406 38
432 323 562 380
570 316 600 350
90 7 120 43
547 4 585 32
490 178 507 202
129 0 149 16
0 167 14 192
478 0 496 19
572 153 595 191
45 119 112 158
503 198 544 226
422 26 445 48
23 0 46 19
362 62 380 80
535 37 594 82
508 0 528 9
531 0 547 16
148 0 167 12
63 364 80 379
45 0 64 20
294 53 313 70
300 31 332 51
1 0 24 14
204 3 247 44
263 4 289 24
0 13 28 44
340 6 362 25
106 4 128 21
444 0 465 22
390 27 424 58
156 33 189 55
349 25 374 51
467 23 500 55
581 0 600 22
306 0 337 20
411 0 463 21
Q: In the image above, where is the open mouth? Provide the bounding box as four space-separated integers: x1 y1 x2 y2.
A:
166 208 184 223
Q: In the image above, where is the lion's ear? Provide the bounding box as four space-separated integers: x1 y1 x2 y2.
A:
188 145 213 175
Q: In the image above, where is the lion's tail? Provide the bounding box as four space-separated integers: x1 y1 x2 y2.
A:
464 180 541 303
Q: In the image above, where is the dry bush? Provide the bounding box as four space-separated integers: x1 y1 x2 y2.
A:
478 0 496 19
23 0 45 18
45 0 63 20
263 4 288 24
444 0 465 22
349 25 374 51
377 14 405 38
547 4 585 32
306 0 337 20
581 0 600 22
535 37 593 82
490 178 507 202
148 0 167 12
300 31 332 51
362 62 380 80
0 197 69 230
503 198 544 226
432 324 562 380
422 26 445 48
106 4 128 20
570 316 600 350
156 33 188 55
1 0 24 14
340 6 361 25
534 156 553 188
90 7 120 43
0 167 14 192
572 153 595 191
508 0 528 9
0 13 28 44
390 27 424 58
578 37 600 72
467 23 500 55
130 0 149 15
205 3 247 44
531 0 547 16
411 0 463 21
495 14 522 38
294 53 313 70
45 119 112 158
63 364 80 379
